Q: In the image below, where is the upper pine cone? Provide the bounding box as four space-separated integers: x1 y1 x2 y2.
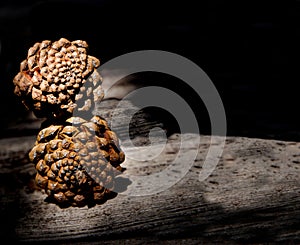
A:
13 38 104 119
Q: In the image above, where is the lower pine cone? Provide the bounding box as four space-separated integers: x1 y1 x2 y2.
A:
29 115 125 207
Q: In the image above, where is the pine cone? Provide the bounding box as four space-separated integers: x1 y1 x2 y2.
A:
29 115 125 207
13 38 104 119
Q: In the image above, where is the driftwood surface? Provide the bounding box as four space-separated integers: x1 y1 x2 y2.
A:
0 99 300 244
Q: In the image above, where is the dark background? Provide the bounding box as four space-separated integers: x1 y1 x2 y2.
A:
0 0 299 140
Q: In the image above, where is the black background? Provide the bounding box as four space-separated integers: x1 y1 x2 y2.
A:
0 0 299 140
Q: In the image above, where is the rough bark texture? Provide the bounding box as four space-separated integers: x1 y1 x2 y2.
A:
0 99 299 243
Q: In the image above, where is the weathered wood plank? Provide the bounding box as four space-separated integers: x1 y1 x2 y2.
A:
0 135 299 243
